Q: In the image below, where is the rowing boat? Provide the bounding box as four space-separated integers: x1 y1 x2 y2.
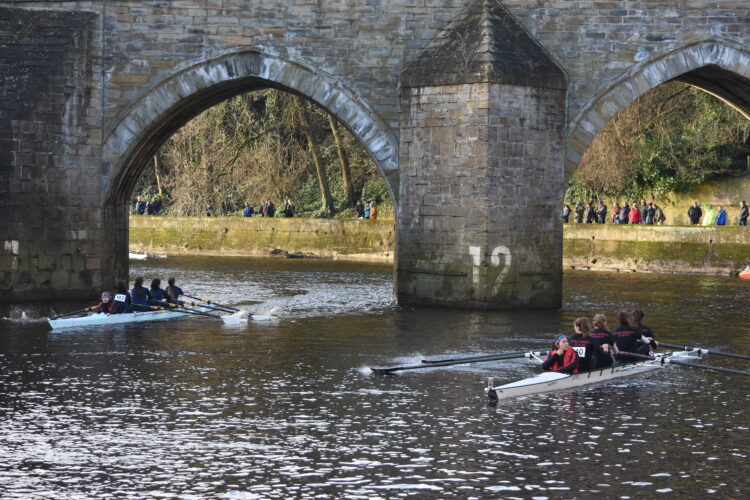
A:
47 306 215 330
487 349 705 401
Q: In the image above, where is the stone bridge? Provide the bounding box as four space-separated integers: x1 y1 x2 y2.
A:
2 0 749 309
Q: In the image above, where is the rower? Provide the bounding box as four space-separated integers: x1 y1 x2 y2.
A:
542 335 579 374
632 309 658 353
612 311 651 362
131 276 152 311
166 277 183 303
110 281 132 314
94 292 113 314
569 317 596 371
149 278 168 303
590 313 616 368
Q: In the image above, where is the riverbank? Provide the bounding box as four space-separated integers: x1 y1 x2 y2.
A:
563 224 750 274
129 215 395 262
130 216 750 274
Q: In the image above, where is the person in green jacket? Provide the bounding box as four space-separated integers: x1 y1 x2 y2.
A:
702 205 716 226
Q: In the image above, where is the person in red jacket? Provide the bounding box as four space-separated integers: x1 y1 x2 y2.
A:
628 202 642 224
94 292 113 314
542 335 579 374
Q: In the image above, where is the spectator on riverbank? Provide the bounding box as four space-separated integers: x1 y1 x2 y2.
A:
369 202 378 220
629 202 642 224
364 202 371 219
134 196 146 215
585 202 595 223
243 204 254 217
716 206 727 226
740 201 748 226
619 203 630 224
702 205 715 226
283 199 294 217
611 203 621 224
596 201 607 224
645 203 656 225
640 199 648 224
562 203 571 223
688 201 702 225
355 200 365 219
654 204 666 224
575 202 584 223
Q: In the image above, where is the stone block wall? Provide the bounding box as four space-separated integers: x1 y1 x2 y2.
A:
0 8 102 301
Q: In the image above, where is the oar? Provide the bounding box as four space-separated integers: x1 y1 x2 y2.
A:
371 351 536 374
421 350 531 365
179 300 236 314
659 342 750 361
150 303 222 319
669 359 750 376
50 306 97 320
183 294 240 312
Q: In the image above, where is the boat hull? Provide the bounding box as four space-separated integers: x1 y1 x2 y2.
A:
47 307 213 330
488 350 703 401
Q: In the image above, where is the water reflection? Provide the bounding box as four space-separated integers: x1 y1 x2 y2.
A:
0 260 748 498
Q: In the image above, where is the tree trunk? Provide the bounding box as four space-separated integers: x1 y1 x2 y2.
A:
328 115 354 206
294 96 334 214
153 154 164 197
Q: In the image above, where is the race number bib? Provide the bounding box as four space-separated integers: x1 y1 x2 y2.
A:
572 346 586 357
114 294 127 302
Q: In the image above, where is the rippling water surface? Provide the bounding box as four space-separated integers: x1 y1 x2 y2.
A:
1 257 748 498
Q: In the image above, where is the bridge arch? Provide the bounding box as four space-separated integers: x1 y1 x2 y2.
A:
566 38 750 177
100 49 400 285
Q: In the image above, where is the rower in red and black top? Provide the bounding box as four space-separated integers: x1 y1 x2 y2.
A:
94 292 113 314
612 311 652 362
569 317 597 371
632 309 658 351
590 313 616 368
542 335 579 374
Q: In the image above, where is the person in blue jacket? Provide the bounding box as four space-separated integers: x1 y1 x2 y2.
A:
131 276 152 311
149 278 168 303
166 277 183 303
716 206 727 226
110 281 132 314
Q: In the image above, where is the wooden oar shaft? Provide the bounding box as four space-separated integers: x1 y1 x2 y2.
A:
151 303 221 319
50 306 95 320
421 350 530 364
669 359 750 376
181 300 235 314
659 342 750 361
372 351 533 374
183 294 239 312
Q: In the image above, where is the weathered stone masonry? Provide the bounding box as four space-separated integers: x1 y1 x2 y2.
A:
2 0 750 308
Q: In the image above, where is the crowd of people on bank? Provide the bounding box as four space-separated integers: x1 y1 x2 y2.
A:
561 199 750 226
133 196 162 215
543 309 657 374
355 200 379 220
133 196 383 220
94 276 185 315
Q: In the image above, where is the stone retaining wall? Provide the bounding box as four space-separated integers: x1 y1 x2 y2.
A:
564 224 750 274
129 216 395 263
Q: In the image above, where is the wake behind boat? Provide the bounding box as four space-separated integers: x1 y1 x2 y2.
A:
487 348 704 401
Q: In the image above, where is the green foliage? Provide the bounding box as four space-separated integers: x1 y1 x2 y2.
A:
568 82 750 202
131 89 391 218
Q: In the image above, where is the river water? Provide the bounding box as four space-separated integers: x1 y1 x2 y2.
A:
1 256 748 498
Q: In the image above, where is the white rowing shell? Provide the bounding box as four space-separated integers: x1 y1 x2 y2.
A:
488 349 703 401
47 306 214 330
